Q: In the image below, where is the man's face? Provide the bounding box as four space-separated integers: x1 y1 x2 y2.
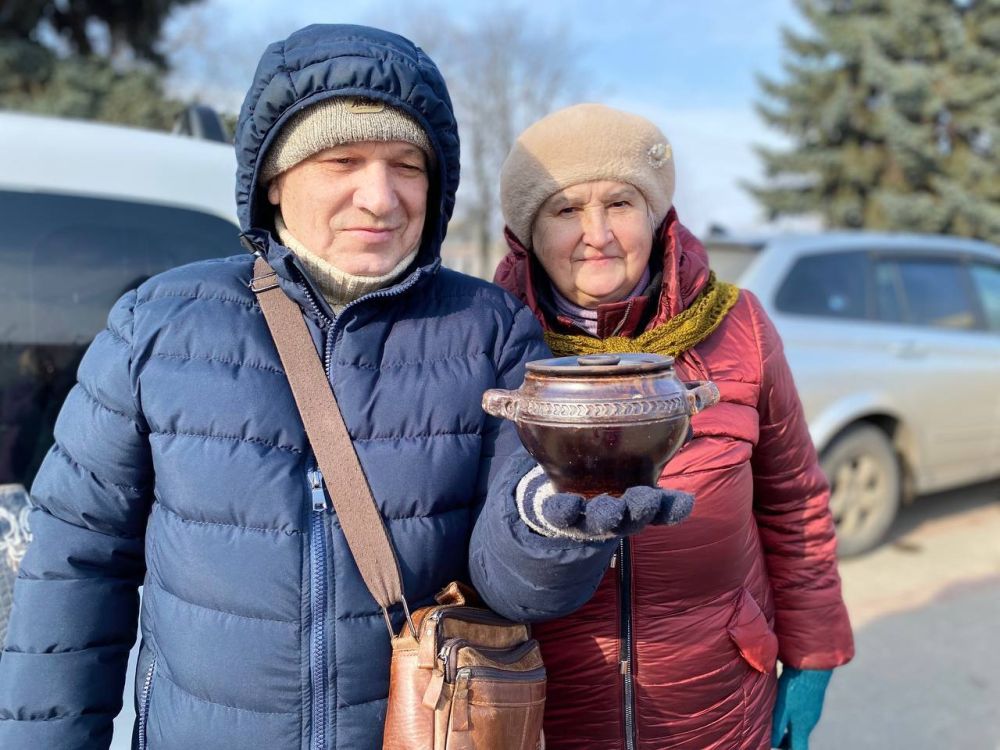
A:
267 141 429 276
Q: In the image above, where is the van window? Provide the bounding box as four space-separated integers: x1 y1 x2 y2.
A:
0 190 238 485
775 251 871 320
0 191 238 345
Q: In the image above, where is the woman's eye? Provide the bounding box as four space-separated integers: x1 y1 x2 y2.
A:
609 200 631 209
558 206 579 216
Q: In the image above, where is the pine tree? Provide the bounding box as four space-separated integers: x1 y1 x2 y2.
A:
749 0 1000 243
0 1 201 130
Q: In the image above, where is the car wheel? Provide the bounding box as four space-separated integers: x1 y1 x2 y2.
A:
821 424 900 557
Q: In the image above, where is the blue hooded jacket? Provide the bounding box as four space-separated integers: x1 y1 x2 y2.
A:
0 24 615 750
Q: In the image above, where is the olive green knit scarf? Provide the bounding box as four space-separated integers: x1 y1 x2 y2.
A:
544 272 740 358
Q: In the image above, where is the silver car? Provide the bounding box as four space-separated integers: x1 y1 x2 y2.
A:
706 232 1000 556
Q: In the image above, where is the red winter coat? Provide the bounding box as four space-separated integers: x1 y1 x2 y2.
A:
494 211 854 750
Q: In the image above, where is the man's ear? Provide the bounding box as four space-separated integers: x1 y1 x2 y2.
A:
267 178 282 206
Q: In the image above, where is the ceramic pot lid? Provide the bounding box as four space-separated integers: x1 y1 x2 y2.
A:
525 352 674 376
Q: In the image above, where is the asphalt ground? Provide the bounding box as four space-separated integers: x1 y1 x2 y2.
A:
813 479 1000 750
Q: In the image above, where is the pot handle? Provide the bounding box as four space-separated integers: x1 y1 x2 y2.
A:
482 389 521 421
685 381 720 415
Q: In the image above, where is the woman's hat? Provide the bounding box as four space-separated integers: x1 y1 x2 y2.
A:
500 103 675 247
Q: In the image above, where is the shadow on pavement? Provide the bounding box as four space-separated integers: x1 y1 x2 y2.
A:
882 478 1000 549
812 575 1000 750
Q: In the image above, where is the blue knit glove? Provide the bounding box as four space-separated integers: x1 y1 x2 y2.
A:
771 667 833 750
516 465 694 541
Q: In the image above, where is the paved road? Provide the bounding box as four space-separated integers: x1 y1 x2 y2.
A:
111 479 1000 749
813 479 1000 750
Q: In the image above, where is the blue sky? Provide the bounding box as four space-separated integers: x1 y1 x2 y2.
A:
165 0 815 235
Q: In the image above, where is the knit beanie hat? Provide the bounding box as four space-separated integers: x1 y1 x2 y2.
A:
260 96 435 183
500 103 675 247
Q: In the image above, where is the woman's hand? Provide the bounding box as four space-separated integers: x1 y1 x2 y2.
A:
770 667 833 749
516 465 694 541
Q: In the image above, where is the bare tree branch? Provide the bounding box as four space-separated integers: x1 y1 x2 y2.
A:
398 6 590 275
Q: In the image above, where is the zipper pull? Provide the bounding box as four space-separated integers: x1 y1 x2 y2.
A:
308 469 328 511
451 670 472 731
422 670 446 711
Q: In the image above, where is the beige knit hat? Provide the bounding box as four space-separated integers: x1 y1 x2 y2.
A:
500 103 675 247
260 96 434 183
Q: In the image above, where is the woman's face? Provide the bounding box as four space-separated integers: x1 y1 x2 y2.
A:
531 180 653 309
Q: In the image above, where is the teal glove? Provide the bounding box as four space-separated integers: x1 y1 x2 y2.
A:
770 667 832 750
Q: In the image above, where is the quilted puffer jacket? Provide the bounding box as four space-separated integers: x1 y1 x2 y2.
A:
0 25 615 750
494 211 855 749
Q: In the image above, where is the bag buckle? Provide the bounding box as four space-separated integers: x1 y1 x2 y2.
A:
249 269 279 293
382 597 418 640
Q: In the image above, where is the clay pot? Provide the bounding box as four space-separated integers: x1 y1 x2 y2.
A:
482 353 719 498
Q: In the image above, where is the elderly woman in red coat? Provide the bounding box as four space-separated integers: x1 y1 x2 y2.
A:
494 104 855 750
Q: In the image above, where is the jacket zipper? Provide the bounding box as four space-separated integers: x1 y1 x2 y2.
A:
262 250 424 748
299 274 330 330
138 656 156 750
619 537 636 750
256 245 426 377
309 467 330 750
325 270 424 367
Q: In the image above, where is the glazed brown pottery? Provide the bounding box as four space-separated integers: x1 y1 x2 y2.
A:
482 353 719 498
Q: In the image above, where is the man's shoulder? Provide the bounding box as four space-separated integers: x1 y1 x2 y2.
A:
134 254 255 309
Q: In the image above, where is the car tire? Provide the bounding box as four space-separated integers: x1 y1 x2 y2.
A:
821 424 901 558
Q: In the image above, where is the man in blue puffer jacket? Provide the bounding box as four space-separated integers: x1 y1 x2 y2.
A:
0 25 687 750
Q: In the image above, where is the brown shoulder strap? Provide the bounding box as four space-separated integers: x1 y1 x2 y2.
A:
250 256 414 636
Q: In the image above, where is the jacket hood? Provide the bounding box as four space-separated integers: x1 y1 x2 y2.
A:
233 24 460 267
493 208 711 330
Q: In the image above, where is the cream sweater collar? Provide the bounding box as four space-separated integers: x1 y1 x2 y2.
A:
275 213 418 315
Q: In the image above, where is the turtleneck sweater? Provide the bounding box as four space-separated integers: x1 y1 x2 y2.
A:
275 212 419 315
550 266 651 337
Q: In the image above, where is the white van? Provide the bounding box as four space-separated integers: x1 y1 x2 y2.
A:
0 112 240 748
0 112 240 489
0 114 240 699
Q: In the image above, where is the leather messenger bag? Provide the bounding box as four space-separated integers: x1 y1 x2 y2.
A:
251 258 546 749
